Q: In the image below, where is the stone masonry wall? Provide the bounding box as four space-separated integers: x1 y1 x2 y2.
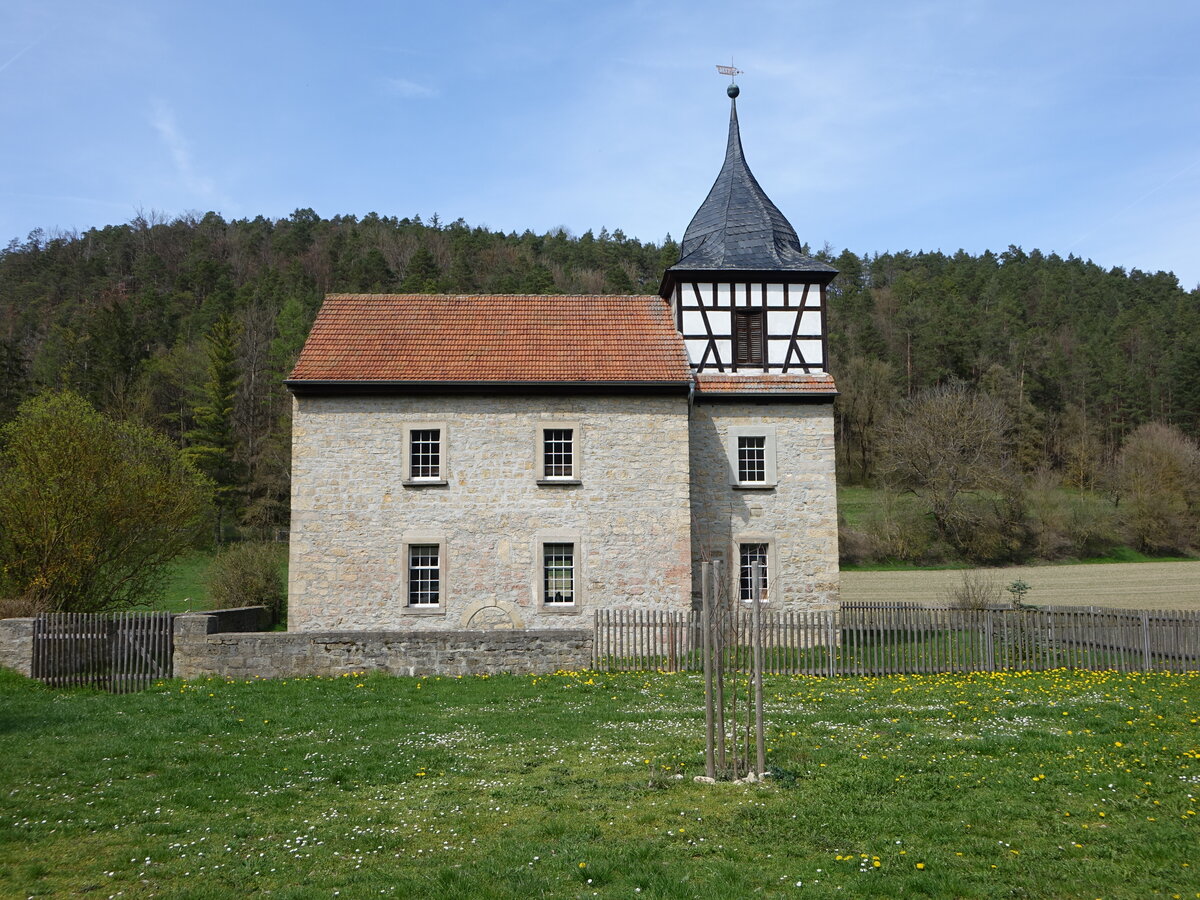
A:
174 614 592 679
0 617 33 676
289 393 693 631
689 401 839 609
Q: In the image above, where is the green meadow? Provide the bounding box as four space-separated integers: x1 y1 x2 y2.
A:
1 668 1197 898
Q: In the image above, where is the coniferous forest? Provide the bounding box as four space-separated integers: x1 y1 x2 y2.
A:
2 210 1198 563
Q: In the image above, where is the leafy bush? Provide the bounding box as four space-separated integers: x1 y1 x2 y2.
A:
207 542 287 625
0 391 212 612
860 489 938 563
1111 423 1200 554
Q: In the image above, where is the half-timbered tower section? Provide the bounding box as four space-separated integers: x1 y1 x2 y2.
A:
661 97 838 376
285 295 695 632
664 88 840 610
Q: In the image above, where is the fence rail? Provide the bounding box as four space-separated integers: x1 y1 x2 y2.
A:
31 612 174 692
593 605 1200 675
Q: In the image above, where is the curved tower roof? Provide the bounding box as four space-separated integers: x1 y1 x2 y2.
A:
668 97 836 279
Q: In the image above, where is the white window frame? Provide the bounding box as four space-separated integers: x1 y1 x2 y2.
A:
733 535 776 605
727 425 777 488
403 422 449 486
536 421 582 485
400 533 447 615
533 532 584 614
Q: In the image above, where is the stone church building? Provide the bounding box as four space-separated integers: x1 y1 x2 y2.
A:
285 88 839 631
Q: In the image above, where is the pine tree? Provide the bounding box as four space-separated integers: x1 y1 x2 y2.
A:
186 315 243 542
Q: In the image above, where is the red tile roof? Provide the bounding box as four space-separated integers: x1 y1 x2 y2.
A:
693 373 838 396
289 294 693 384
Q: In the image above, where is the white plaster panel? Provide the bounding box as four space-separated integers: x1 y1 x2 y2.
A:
707 310 731 333
682 310 708 334
685 339 710 364
766 284 785 307
799 311 823 335
797 340 824 365
715 283 731 307
767 311 798 335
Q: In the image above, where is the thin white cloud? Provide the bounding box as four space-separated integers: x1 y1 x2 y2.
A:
0 38 40 76
384 77 436 98
150 99 218 200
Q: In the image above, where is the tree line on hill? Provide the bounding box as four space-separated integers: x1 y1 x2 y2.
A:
1 209 1197 568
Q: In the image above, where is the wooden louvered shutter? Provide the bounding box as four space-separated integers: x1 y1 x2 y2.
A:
735 310 764 365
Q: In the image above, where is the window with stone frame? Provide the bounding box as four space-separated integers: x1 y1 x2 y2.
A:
543 542 575 605
727 426 777 488
542 428 574 478
737 435 767 483
738 542 769 603
409 428 441 480
407 544 441 606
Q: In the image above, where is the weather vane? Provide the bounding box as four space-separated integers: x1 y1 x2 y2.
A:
716 61 742 98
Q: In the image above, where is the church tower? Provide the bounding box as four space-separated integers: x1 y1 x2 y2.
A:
673 80 840 611
660 82 837 375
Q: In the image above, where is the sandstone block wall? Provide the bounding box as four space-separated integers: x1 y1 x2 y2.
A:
289 393 693 631
688 401 839 609
174 615 592 679
0 617 33 676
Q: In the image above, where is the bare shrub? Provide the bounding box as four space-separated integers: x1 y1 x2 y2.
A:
837 522 874 566
207 542 287 625
0 593 49 618
941 570 1002 610
878 383 1016 556
861 489 938 562
1025 471 1120 560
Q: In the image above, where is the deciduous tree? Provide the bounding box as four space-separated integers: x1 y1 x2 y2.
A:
0 392 211 612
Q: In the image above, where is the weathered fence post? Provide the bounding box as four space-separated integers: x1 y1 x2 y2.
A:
702 561 716 780
751 560 766 777
1140 610 1152 671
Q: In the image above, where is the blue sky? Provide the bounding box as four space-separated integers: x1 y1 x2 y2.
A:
4 0 1200 289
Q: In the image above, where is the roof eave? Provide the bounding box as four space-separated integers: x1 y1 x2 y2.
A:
286 378 693 397
659 265 838 298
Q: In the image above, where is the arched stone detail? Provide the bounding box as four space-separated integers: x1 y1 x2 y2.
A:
461 599 525 631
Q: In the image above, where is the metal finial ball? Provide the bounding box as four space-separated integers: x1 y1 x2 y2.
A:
727 83 740 98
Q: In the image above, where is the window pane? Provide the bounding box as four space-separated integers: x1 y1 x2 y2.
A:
410 429 441 479
408 544 440 605
543 428 573 478
738 543 768 602
543 542 574 604
738 435 766 482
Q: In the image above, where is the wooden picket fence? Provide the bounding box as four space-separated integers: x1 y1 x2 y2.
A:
592 605 1200 675
31 612 174 692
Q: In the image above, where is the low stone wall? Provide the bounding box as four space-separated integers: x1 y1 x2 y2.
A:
200 606 270 633
0 617 34 676
173 615 592 679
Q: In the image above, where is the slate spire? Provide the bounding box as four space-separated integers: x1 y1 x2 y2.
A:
670 95 836 276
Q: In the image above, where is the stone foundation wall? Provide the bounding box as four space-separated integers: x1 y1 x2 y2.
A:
173 614 592 679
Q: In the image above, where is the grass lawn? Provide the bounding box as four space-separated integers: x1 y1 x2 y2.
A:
1 669 1197 898
153 551 216 614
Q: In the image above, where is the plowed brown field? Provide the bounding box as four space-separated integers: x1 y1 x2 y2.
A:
841 561 1200 609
